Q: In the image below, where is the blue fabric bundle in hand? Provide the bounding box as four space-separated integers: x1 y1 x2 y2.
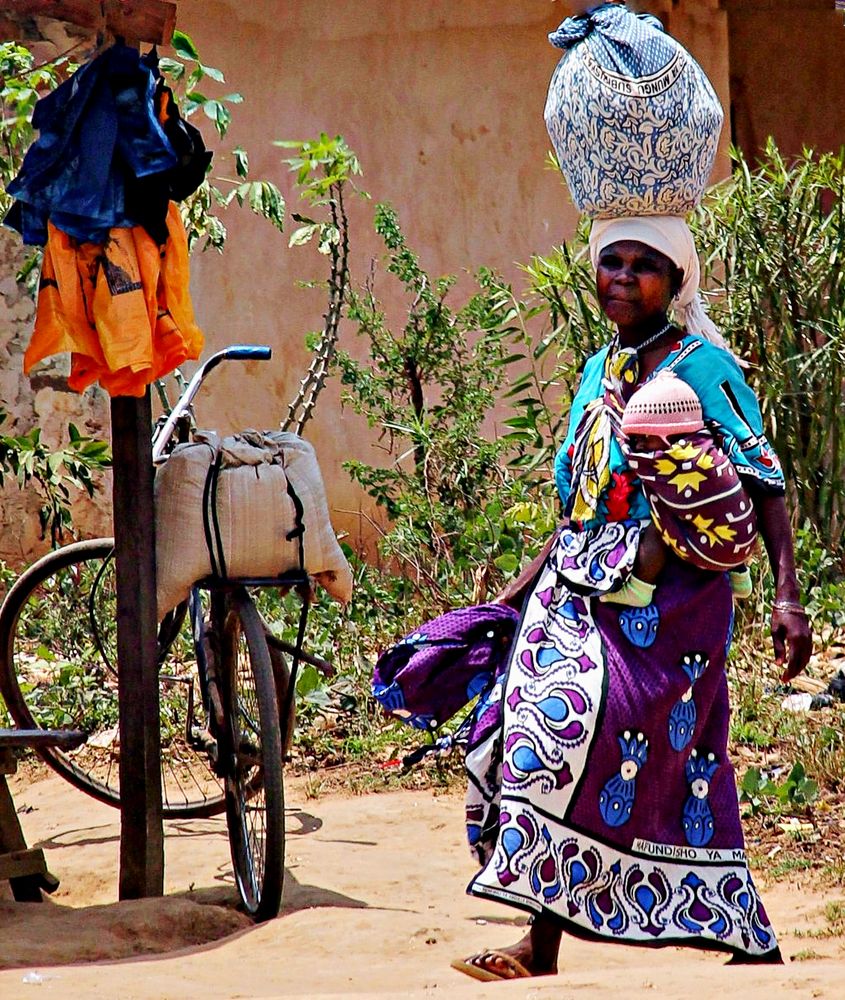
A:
372 604 519 732
544 2 723 218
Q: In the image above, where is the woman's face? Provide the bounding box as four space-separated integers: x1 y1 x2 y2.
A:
596 240 682 330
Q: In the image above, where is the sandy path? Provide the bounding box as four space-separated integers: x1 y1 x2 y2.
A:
0 770 843 999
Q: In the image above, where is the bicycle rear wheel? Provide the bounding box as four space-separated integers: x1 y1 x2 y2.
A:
0 539 226 818
220 590 285 921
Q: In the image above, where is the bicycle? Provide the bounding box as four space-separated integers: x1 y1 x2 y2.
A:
0 345 326 921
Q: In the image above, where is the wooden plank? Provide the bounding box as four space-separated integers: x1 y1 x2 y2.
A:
104 0 177 45
0 0 101 31
0 1 177 45
721 0 833 9
0 729 87 752
111 391 164 899
0 749 16 776
0 0 173 902
0 847 48 881
0 774 27 853
0 15 22 39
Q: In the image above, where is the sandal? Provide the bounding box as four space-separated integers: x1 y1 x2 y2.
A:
450 949 533 982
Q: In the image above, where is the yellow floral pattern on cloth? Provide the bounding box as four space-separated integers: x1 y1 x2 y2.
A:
654 440 713 495
628 432 758 572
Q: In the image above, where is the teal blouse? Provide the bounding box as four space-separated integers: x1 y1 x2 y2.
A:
554 335 785 527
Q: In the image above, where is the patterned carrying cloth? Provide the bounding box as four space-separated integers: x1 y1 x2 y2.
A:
627 433 758 572
464 523 778 959
555 335 786 531
544 3 723 218
621 371 758 572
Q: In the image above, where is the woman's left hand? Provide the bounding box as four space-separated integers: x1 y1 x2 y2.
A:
771 606 813 682
753 493 813 682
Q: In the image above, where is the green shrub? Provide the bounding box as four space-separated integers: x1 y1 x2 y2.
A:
692 142 845 565
335 203 555 606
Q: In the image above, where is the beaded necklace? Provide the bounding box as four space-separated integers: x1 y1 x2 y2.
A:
632 320 674 353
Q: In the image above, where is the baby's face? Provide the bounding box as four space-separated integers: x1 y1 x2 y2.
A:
628 433 666 452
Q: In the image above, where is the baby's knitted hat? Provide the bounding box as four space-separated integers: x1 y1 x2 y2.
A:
621 371 703 443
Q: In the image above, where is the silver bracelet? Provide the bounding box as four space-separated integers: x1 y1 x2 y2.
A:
772 599 807 616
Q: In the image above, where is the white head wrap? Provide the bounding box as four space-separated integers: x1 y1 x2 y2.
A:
589 216 734 357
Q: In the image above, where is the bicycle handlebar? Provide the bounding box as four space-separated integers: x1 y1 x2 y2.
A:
225 345 272 361
152 344 271 463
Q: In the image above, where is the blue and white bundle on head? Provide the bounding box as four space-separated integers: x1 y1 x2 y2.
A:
544 3 724 219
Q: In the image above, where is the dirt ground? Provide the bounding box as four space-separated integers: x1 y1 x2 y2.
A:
1 767 844 999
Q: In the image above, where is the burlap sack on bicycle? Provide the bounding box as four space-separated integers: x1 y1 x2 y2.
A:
155 429 353 618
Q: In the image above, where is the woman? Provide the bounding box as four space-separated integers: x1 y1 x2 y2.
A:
453 216 812 981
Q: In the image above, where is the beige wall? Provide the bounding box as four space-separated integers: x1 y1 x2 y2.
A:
4 1 839 564
726 1 845 160
171 0 733 552
170 2 574 552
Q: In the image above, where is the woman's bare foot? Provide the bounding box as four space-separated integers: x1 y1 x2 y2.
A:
452 915 562 980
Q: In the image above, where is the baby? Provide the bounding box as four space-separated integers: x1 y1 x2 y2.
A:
604 372 756 607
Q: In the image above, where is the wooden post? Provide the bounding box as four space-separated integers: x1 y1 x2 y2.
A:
1 0 177 899
4 2 177 42
111 391 163 898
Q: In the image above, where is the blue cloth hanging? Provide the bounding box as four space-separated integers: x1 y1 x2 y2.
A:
5 44 209 246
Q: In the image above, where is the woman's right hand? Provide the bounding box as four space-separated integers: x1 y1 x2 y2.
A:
772 605 813 682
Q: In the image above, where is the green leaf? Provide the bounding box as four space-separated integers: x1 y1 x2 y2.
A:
740 767 762 795
317 224 339 254
171 30 200 61
203 100 232 137
233 146 249 179
494 553 519 574
296 665 323 697
799 778 819 803
199 63 225 83
788 761 806 784
289 223 319 247
158 57 185 81
187 66 204 91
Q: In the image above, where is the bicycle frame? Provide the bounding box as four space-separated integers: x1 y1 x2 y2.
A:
187 572 310 765
0 340 317 917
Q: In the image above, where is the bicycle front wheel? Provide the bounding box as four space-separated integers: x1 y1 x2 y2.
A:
220 590 285 921
0 539 226 818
